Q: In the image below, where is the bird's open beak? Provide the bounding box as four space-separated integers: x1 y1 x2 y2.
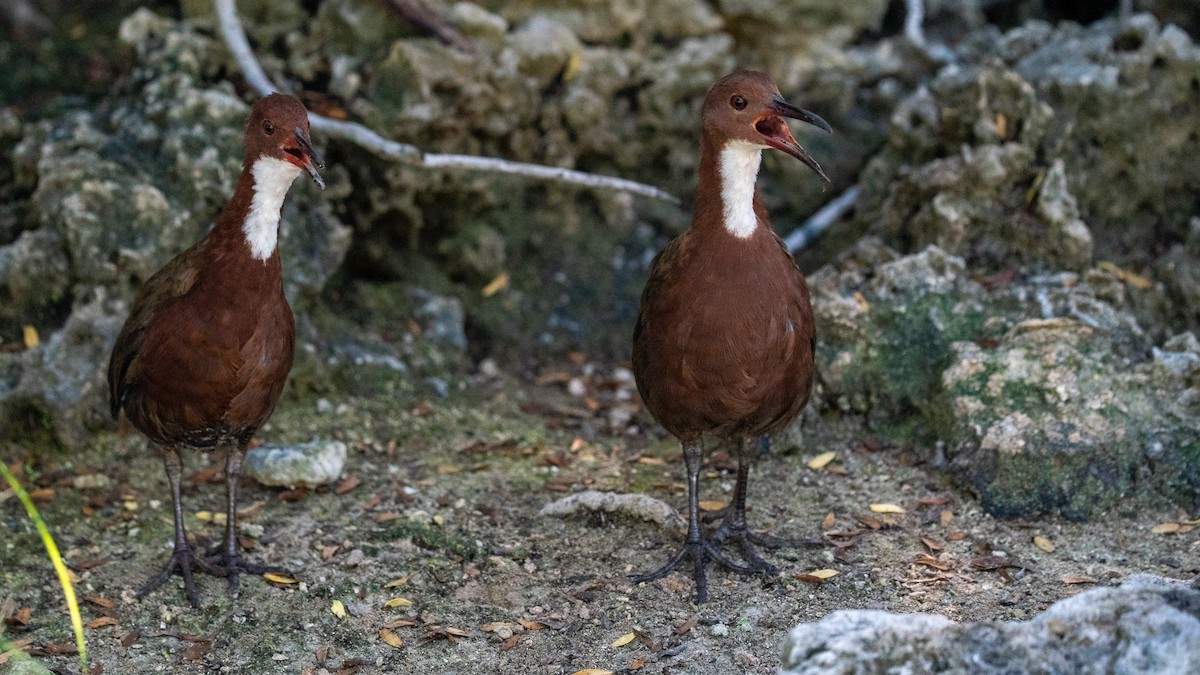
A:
285 127 326 190
755 94 832 187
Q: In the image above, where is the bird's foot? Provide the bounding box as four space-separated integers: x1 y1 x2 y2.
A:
203 550 290 593
708 522 820 575
137 544 227 608
630 537 755 603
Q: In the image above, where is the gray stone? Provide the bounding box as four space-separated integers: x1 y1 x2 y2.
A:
508 16 582 81
243 440 348 489
942 318 1199 518
0 288 126 447
409 288 468 352
780 575 1200 675
0 655 56 675
0 228 70 334
810 238 1199 518
854 15 1200 272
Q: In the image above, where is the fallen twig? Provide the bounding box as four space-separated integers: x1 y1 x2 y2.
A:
784 185 860 252
214 0 679 204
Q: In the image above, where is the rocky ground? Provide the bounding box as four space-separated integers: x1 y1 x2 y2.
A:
1 371 1197 674
3 0 1200 673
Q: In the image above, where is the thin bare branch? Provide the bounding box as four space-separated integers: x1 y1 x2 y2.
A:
213 0 679 204
905 0 926 46
784 185 860 252
383 0 475 53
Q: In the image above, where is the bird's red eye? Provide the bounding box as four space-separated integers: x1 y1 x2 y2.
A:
730 95 747 111
263 120 275 135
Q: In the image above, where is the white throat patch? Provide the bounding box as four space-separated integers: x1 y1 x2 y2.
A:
244 156 301 261
718 140 764 239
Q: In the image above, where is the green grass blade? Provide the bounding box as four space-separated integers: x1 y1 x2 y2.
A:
0 462 88 671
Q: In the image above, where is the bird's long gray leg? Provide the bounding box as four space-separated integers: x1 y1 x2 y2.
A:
137 446 221 607
631 436 752 603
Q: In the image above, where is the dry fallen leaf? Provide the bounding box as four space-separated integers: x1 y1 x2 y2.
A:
86 616 118 629
185 640 211 661
263 572 297 584
939 509 954 527
330 600 347 619
914 554 952 571
383 598 412 608
1151 522 1181 534
5 607 31 626
698 501 727 512
569 671 615 675
821 511 836 530
501 635 519 651
870 503 906 514
807 451 837 470
1063 576 1097 584
853 291 870 312
481 272 509 297
921 537 942 551
379 629 404 649
82 595 115 609
23 325 39 349
1033 535 1056 553
806 568 839 580
194 510 227 524
518 619 547 630
334 475 362 495
610 632 637 648
674 616 698 635
1098 261 1153 290
384 576 410 588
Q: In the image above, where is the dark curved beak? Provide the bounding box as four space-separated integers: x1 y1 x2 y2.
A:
293 127 326 190
755 94 832 187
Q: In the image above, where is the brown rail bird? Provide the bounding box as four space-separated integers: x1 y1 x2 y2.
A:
631 70 830 603
108 93 324 606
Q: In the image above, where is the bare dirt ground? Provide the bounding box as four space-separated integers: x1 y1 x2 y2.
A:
3 363 1198 674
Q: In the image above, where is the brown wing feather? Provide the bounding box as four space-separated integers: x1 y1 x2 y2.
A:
108 238 208 419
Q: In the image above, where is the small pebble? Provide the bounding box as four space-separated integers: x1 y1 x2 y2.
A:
244 440 347 488
341 549 365 568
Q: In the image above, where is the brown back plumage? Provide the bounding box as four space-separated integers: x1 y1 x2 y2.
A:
632 70 823 440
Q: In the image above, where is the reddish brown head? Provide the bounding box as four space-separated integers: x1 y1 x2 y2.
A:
243 93 325 190
701 70 831 186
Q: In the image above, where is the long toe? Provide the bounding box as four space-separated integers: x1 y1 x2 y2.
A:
205 552 291 593
138 548 214 607
630 544 690 585
632 538 759 603
709 522 817 575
